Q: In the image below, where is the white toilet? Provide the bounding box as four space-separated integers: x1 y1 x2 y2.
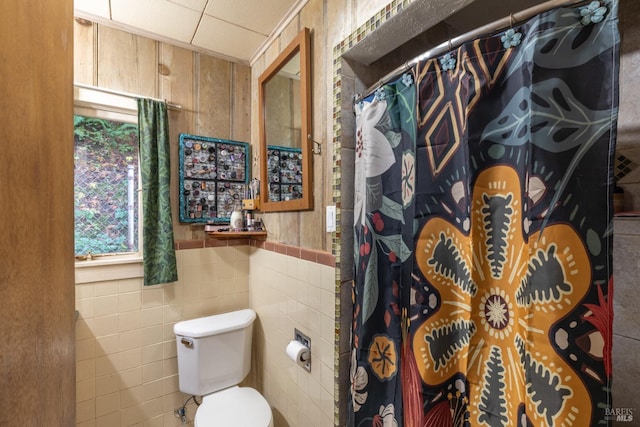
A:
173 308 273 427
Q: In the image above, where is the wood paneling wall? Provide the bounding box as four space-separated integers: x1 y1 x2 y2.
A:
0 1 76 425
74 21 251 242
75 18 328 252
251 16 328 252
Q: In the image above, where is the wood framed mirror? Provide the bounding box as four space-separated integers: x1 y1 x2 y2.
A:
258 27 312 212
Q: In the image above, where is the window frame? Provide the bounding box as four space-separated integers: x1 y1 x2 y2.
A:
73 86 143 267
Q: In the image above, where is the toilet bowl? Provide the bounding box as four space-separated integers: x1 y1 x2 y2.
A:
194 386 273 427
173 309 273 427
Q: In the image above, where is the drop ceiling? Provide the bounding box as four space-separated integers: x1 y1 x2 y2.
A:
74 0 306 64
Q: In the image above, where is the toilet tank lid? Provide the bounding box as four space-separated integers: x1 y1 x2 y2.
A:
174 309 256 338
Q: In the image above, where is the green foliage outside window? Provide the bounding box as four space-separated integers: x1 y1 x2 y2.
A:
74 115 139 256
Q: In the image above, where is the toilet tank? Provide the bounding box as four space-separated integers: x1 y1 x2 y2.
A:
174 309 256 396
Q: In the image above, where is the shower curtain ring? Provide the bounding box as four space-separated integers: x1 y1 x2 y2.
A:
448 39 453 51
510 13 515 28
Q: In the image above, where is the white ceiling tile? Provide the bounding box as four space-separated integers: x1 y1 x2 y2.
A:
75 0 300 63
205 0 295 35
167 0 208 12
74 0 111 19
192 15 267 62
111 0 201 43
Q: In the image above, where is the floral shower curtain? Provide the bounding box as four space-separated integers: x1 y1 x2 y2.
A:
350 1 619 426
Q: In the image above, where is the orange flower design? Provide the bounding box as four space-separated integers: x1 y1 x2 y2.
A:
369 334 398 381
413 165 593 426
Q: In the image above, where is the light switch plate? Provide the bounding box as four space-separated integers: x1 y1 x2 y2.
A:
326 205 336 232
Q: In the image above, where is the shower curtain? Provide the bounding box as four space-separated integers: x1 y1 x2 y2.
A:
350 1 619 426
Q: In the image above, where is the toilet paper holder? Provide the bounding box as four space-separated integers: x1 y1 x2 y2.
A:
294 328 311 372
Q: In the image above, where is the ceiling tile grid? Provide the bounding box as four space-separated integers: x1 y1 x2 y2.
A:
74 0 305 63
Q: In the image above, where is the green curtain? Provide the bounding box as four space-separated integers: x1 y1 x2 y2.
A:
137 98 178 286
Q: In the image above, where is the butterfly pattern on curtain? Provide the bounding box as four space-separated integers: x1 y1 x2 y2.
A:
350 1 619 426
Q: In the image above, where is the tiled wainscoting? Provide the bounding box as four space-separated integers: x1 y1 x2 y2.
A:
75 239 336 427
249 244 337 427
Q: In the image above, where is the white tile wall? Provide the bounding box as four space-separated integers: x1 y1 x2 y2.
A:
76 244 336 426
249 247 336 427
75 245 252 426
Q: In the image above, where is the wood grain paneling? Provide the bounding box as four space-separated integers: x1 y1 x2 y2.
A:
74 19 95 85
197 55 232 138
232 64 252 142
97 26 157 97
300 4 332 251
159 44 195 241
159 44 195 110
0 0 75 425
279 213 302 246
251 19 330 252
84 25 251 241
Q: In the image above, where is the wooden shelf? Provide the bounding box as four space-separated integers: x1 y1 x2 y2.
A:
206 230 267 240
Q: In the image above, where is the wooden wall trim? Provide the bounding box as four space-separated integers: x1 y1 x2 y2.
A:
1 1 75 425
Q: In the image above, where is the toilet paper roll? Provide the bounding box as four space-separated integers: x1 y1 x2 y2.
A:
286 340 310 365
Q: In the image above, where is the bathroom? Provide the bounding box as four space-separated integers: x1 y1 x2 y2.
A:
2 0 639 426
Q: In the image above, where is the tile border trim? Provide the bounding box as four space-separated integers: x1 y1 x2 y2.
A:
174 239 336 267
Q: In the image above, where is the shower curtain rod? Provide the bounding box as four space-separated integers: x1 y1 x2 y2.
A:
355 0 586 103
74 82 183 111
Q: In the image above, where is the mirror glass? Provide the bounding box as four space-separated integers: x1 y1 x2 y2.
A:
259 28 312 212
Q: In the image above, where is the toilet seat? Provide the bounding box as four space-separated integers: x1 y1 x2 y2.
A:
194 386 273 427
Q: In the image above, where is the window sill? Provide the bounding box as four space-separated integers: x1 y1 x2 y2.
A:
75 255 143 284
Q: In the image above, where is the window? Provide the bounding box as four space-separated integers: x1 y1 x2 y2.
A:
74 107 140 258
